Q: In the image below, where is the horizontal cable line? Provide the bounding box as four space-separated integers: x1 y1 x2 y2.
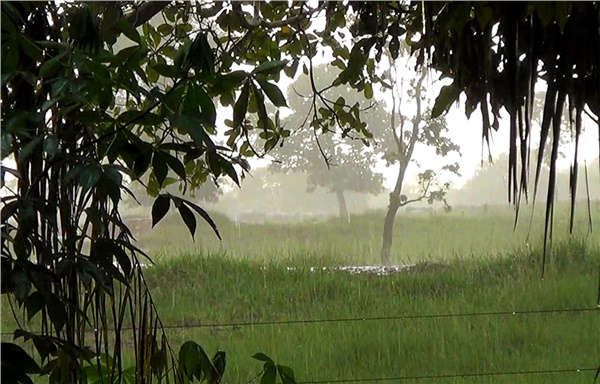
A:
158 307 599 330
297 367 599 383
2 307 597 336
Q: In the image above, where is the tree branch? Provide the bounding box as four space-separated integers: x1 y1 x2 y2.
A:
127 1 172 28
233 1 326 30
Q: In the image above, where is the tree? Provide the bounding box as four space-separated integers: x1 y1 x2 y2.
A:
378 62 461 264
270 66 385 219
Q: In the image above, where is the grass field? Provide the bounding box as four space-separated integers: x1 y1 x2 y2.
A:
2 204 599 383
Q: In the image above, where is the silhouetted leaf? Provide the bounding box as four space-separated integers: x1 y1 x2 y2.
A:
178 203 196 239
25 291 45 321
152 152 168 187
47 294 67 333
118 19 140 43
151 194 170 227
252 60 288 75
233 81 250 129
432 82 460 118
179 198 221 240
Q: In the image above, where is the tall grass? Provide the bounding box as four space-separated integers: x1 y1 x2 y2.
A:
138 202 599 265
141 239 598 384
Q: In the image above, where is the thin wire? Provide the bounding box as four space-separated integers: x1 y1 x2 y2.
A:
143 307 600 331
297 367 599 383
3 306 595 336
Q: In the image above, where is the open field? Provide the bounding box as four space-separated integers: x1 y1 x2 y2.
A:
2 204 599 383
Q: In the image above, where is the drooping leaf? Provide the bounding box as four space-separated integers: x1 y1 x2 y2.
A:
256 79 288 107
260 363 277 384
233 81 250 129
432 82 460 118
251 82 270 130
152 152 169 187
151 194 170 227
277 364 296 384
178 198 221 240
178 203 196 239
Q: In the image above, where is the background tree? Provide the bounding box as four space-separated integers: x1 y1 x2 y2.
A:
270 66 385 219
378 63 461 264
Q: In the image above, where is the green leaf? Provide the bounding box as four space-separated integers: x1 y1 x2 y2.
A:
151 194 170 227
209 70 249 95
152 152 168 187
220 157 240 187
47 294 67 333
17 34 43 61
19 135 44 162
197 86 217 128
40 54 66 78
157 23 173 36
257 79 288 107
178 341 202 381
251 82 270 130
233 81 250 129
163 153 186 181
252 353 274 363
432 82 460 118
79 164 102 191
260 363 277 384
277 365 296 384
364 83 373 99
1 342 41 375
178 204 196 239
179 198 222 240
151 62 180 78
25 291 45 321
189 32 214 75
9 269 31 302
118 19 140 43
252 60 288 75
389 36 400 60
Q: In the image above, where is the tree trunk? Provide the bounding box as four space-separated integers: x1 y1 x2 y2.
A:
379 69 427 265
380 194 400 264
335 189 349 222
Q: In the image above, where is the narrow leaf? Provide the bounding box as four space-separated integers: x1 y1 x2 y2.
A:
252 60 288 75
181 199 221 240
233 81 250 129
178 203 196 239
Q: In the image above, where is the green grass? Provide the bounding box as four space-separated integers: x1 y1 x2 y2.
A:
141 239 599 384
2 205 599 383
